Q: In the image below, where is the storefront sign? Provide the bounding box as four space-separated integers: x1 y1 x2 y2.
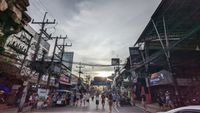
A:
91 81 112 86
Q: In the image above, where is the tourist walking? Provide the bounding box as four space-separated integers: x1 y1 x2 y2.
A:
101 93 106 109
112 93 116 107
141 94 146 110
116 93 120 107
83 93 86 107
86 92 90 107
91 94 94 101
108 92 113 113
76 92 80 107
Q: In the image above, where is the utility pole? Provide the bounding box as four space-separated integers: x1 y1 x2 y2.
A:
32 12 56 61
31 12 56 88
76 62 84 90
47 35 72 88
18 12 55 113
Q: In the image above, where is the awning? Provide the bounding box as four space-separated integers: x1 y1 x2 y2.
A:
150 70 173 86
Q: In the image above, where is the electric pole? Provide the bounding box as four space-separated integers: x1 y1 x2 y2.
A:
76 62 85 90
18 12 55 113
47 35 72 88
32 12 56 61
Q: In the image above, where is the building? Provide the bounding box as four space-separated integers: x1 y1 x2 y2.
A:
0 0 31 48
0 24 50 106
131 0 200 105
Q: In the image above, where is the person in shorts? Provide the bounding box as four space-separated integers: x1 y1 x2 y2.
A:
86 93 90 107
76 92 80 107
96 93 100 110
112 93 116 107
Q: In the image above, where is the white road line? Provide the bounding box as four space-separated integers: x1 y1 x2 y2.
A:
114 106 120 112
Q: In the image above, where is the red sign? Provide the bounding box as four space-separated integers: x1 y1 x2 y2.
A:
59 74 70 85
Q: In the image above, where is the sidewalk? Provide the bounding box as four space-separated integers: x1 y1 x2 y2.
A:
0 105 32 113
0 107 18 113
0 104 17 113
135 101 160 113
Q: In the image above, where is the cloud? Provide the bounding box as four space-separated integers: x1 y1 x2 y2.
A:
27 0 161 75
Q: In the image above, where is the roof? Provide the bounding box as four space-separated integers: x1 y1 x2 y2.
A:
135 0 200 50
133 0 200 70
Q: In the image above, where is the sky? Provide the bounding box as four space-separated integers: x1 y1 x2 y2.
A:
27 0 161 77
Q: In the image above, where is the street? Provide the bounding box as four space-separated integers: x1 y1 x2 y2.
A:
32 99 144 113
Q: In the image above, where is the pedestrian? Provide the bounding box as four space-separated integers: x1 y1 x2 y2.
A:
131 91 136 106
157 94 164 110
76 92 80 107
86 92 90 107
73 92 77 106
91 94 94 101
80 93 83 106
108 93 113 113
29 93 34 109
141 94 146 110
116 93 120 107
46 94 52 107
112 93 116 107
95 93 100 110
101 93 106 109
165 91 170 109
83 93 86 107
52 94 57 107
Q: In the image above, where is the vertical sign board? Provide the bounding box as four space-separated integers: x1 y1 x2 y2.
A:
129 47 142 66
111 58 120 65
62 52 74 71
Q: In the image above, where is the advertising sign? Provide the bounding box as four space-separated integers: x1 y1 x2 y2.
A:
91 81 112 86
62 52 74 71
59 74 70 85
150 70 173 86
129 47 142 65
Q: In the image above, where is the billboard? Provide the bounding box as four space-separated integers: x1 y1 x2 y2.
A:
129 47 142 65
62 52 74 71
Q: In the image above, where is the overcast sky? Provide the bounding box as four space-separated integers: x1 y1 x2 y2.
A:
27 0 161 77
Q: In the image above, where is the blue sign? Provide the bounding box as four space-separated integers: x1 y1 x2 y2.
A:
92 81 112 86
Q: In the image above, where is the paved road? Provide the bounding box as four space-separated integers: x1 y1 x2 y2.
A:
31 99 145 113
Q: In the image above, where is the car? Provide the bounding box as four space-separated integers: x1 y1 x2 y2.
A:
157 105 200 113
